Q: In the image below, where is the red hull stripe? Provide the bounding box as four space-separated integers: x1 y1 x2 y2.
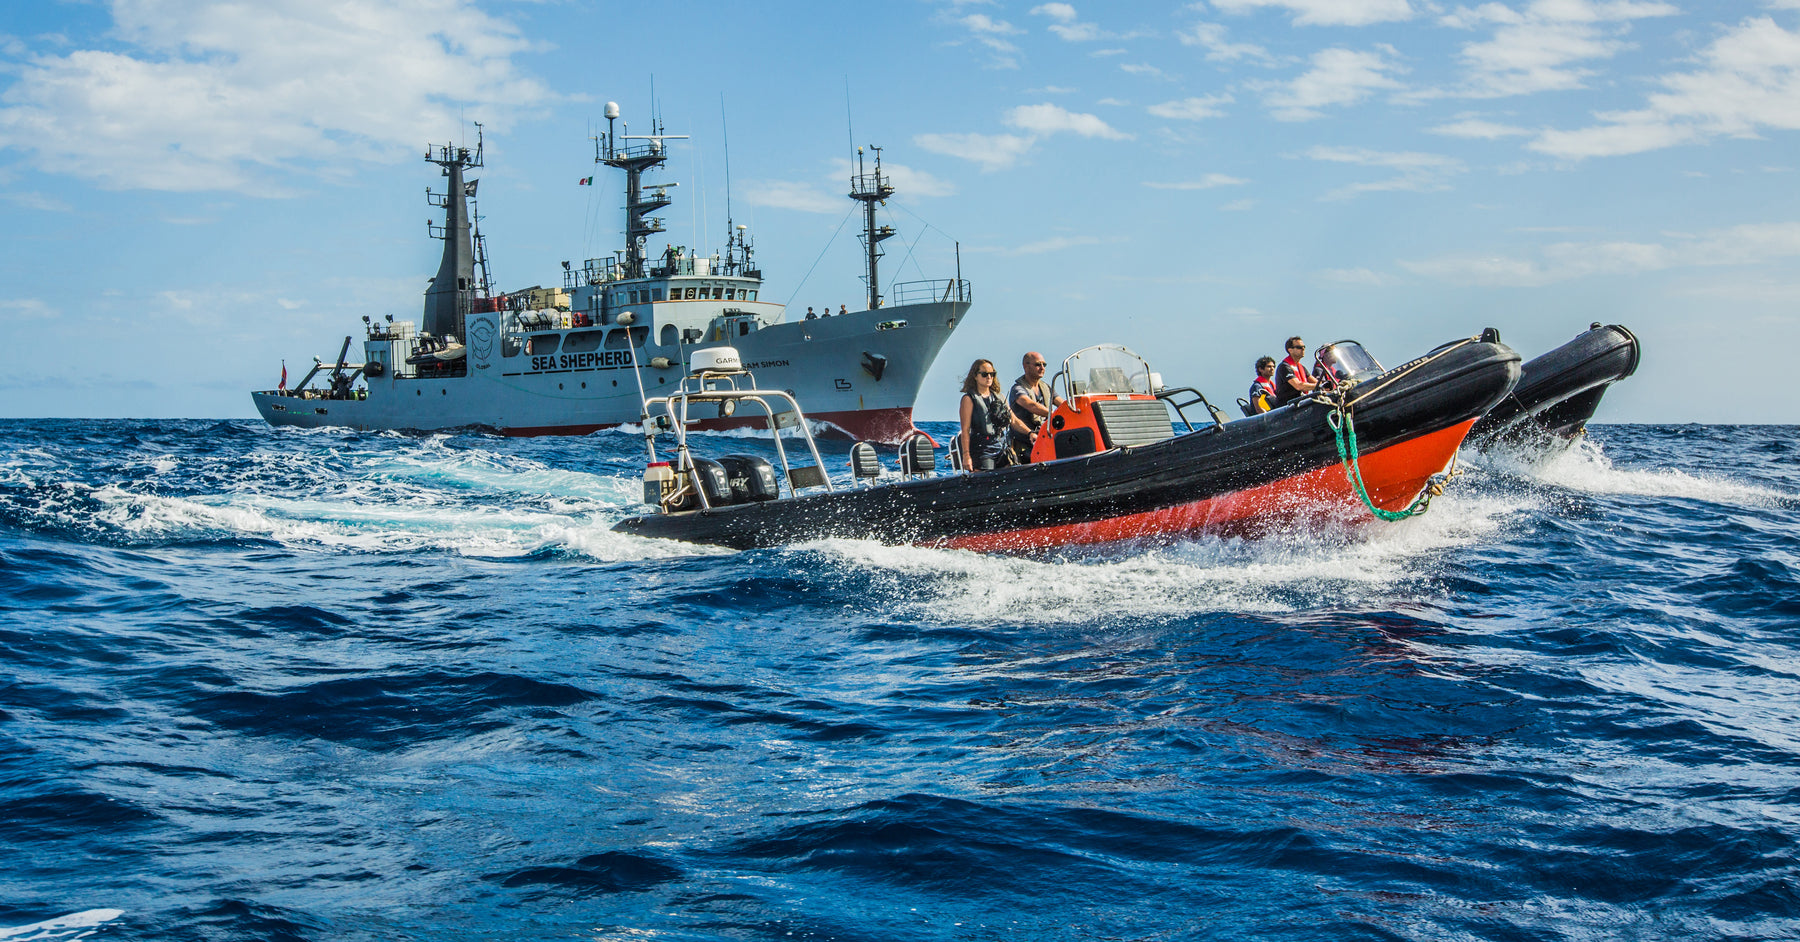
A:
935 419 1476 552
501 406 918 443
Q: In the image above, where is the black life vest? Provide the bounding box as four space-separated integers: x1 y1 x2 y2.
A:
965 391 1008 453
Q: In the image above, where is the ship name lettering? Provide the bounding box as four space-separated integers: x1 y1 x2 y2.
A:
531 351 635 372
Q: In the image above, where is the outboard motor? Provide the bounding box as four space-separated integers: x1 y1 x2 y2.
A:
718 455 779 502
689 458 735 508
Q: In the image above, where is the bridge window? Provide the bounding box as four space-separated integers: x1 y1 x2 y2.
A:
651 289 663 301
685 287 697 300
563 329 604 353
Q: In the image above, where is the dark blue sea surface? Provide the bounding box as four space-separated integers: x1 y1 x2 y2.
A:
2 419 1797 941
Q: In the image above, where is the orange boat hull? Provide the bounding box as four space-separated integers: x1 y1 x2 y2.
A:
936 419 1474 552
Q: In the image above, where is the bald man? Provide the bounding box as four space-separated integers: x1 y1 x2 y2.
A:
1009 351 1067 463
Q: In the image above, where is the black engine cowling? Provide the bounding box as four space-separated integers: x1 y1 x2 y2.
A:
718 454 780 502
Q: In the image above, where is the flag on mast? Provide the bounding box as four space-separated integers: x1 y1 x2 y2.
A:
578 177 593 186
279 360 287 391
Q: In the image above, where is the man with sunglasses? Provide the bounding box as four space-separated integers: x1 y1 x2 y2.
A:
1275 336 1318 407
1009 351 1067 464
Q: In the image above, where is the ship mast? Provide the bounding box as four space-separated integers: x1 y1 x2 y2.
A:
596 102 686 279
849 145 896 310
424 126 483 339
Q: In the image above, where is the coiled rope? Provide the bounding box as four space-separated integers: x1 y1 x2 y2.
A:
1320 336 1478 521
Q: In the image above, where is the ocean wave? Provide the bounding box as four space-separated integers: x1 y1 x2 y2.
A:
1480 437 1796 508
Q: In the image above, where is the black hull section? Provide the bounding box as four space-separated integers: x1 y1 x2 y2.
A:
1469 324 1639 448
615 340 1521 550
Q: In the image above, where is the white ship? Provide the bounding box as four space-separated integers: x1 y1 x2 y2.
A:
252 104 971 442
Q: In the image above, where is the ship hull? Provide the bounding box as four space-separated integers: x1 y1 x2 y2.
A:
615 339 1521 551
253 301 964 443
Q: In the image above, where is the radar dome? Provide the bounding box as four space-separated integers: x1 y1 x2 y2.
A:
604 102 620 119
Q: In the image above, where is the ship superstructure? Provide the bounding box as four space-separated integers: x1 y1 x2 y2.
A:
252 103 971 441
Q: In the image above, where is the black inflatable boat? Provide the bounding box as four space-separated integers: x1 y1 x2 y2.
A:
1468 323 1639 448
615 337 1521 552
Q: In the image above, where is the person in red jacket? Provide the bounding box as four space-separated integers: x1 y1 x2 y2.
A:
1247 356 1278 413
1275 336 1317 406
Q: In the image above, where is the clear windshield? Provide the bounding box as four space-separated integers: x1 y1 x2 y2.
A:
1316 341 1384 382
1061 344 1155 396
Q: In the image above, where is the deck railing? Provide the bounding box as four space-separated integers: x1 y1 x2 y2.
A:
889 279 972 306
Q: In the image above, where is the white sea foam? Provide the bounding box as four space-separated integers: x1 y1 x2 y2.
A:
0 910 124 941
791 485 1534 625
1481 438 1793 507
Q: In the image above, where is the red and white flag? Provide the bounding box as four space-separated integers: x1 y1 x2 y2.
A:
278 360 287 391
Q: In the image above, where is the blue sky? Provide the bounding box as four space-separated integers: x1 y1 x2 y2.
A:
3 0 1798 423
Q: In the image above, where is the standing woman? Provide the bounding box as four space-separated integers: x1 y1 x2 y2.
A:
960 359 1029 472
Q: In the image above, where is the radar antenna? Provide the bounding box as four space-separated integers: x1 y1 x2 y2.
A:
597 102 688 280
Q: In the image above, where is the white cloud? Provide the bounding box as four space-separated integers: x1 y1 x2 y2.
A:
1429 117 1533 138
1032 3 1101 41
1147 94 1235 119
752 159 958 213
1209 0 1416 27
961 13 1022 35
742 181 842 214
0 0 551 194
1001 235 1104 255
1121 63 1169 78
937 7 1022 68
1144 173 1248 189
1257 47 1406 121
1316 267 1400 285
1441 0 1680 99
1219 198 1258 210
829 159 957 198
1305 145 1464 198
1005 103 1131 139
1029 3 1148 42
1176 21 1278 65
913 132 1036 170
1529 16 1800 159
915 103 1128 170
0 298 59 321
1 190 72 212
1400 222 1800 285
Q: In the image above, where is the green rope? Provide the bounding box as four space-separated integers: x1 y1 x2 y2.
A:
1328 404 1436 521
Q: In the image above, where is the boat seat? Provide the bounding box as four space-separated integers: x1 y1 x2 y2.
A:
1093 399 1175 448
898 434 936 477
849 441 882 480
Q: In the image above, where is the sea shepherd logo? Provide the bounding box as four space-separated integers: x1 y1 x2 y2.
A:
469 316 496 368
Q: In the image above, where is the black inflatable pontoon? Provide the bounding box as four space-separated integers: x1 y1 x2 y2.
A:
1467 323 1639 448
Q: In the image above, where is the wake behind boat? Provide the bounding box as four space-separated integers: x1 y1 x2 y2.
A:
252 105 970 442
614 335 1521 552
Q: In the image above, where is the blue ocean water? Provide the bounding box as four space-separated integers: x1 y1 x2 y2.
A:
1 419 1797 941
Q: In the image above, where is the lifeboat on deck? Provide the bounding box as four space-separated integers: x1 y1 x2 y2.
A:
614 336 1521 552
